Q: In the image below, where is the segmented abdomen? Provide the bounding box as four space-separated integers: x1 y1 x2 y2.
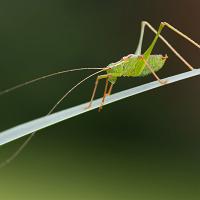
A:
107 55 167 77
139 55 167 76
106 54 167 84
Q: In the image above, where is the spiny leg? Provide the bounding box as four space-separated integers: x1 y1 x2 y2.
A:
135 21 200 70
146 21 199 70
140 56 167 85
87 74 109 109
136 21 200 54
98 78 109 112
163 22 200 49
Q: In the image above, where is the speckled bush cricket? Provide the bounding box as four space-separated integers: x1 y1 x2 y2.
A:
87 21 199 111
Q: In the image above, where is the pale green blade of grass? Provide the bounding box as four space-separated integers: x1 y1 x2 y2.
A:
0 68 200 146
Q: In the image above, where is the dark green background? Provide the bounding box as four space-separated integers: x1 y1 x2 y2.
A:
0 0 200 199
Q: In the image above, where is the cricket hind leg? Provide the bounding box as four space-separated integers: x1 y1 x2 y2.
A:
135 21 146 55
135 21 200 70
139 56 167 85
162 22 200 49
145 21 200 69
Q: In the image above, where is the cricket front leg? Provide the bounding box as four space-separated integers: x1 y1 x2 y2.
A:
98 78 109 112
107 83 114 96
87 74 109 109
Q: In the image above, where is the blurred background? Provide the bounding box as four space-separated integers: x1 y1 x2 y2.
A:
0 0 200 199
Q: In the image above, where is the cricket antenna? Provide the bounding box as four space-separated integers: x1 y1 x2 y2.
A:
0 67 107 169
0 67 104 96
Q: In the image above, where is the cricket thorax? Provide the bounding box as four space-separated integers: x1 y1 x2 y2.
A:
107 54 168 80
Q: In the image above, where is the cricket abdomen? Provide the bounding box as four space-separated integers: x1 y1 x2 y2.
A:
139 54 167 76
107 54 167 82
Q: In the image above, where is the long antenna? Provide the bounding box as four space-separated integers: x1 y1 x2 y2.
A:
0 68 107 169
0 67 104 96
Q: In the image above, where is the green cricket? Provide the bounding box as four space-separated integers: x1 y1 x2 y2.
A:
0 21 199 168
87 21 199 111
